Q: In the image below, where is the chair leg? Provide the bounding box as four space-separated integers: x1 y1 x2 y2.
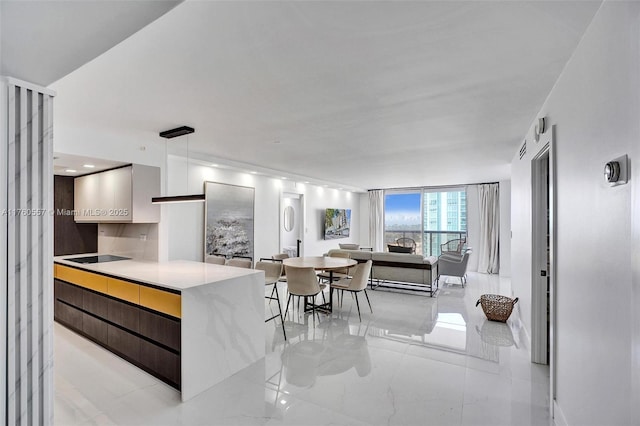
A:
274 284 286 340
268 285 276 304
354 292 361 322
364 289 373 313
284 294 292 321
311 296 316 328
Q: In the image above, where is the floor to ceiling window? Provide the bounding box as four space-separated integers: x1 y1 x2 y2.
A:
384 187 467 257
423 188 467 256
384 191 423 254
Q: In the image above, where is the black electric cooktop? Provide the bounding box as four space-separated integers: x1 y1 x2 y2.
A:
67 255 131 264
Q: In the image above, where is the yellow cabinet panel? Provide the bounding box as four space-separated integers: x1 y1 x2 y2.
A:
139 286 181 319
107 278 140 304
55 265 108 294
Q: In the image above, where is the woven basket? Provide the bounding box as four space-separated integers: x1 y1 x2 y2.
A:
476 294 518 322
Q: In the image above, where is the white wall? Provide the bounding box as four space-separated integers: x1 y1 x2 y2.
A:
510 3 639 424
166 156 361 262
297 184 360 257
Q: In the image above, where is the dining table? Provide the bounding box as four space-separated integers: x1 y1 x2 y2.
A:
282 256 357 314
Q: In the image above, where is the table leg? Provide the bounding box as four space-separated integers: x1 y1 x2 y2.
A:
328 270 334 313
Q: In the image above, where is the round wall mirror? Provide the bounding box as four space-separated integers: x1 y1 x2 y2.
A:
283 205 295 232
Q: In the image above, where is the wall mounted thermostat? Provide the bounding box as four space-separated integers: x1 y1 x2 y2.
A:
604 154 628 186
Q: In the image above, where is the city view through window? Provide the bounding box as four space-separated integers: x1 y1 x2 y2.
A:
384 189 467 257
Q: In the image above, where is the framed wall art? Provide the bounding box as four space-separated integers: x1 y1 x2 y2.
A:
204 181 255 260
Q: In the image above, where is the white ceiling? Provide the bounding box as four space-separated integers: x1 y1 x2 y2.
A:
1 0 181 86
48 1 601 190
53 153 127 177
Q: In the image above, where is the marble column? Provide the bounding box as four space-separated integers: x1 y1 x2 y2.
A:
2 77 55 425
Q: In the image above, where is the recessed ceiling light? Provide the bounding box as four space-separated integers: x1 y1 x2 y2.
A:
250 171 257 174
273 141 281 144
338 188 343 190
303 181 310 184
323 184 328 187
211 164 218 167
65 169 77 173
83 164 95 168
281 177 287 180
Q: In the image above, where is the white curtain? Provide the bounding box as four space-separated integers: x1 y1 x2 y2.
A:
477 183 500 274
368 190 384 252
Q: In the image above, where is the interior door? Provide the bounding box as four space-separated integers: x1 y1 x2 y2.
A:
281 193 302 257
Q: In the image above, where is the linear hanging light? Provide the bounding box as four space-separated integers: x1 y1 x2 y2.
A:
151 126 205 204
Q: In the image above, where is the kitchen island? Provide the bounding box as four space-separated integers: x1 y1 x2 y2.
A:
53 254 265 401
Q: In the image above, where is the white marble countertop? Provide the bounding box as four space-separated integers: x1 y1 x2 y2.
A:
54 254 261 291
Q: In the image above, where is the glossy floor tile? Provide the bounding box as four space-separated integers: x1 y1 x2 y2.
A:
54 272 551 425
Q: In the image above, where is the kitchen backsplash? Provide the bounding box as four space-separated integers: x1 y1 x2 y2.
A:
98 223 159 261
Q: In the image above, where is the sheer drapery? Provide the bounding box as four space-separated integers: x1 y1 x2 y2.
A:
368 190 384 252
477 183 500 274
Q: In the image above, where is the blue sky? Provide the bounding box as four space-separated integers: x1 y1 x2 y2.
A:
385 193 421 226
385 193 420 212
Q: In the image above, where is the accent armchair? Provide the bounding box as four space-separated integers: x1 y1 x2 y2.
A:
437 250 471 287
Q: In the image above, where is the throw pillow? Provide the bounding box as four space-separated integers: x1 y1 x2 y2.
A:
388 244 413 253
339 243 360 250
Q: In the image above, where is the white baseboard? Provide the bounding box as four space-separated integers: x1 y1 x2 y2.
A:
553 400 568 426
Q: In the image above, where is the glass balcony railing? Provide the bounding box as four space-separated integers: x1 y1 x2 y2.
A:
384 230 467 257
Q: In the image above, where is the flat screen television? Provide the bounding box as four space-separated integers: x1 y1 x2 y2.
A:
324 208 351 240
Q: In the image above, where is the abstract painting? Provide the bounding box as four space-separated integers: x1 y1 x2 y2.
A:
204 181 254 260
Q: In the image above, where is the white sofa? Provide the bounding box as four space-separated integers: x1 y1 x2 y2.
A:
326 249 439 296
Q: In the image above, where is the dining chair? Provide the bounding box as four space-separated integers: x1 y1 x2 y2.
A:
330 260 373 321
268 253 290 302
255 261 286 340
272 253 290 282
205 255 226 265
317 251 353 283
284 266 326 327
227 258 252 268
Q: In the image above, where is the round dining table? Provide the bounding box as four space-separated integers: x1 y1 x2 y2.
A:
282 256 357 313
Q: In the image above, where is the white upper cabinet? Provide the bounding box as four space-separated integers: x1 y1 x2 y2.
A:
74 164 160 223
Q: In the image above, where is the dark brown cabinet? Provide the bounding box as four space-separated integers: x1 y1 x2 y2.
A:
82 313 108 343
108 297 140 332
83 289 108 318
140 339 180 385
54 274 181 390
107 324 141 363
139 309 180 352
54 300 82 330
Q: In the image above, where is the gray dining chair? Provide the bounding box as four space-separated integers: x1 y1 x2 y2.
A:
205 255 226 265
330 260 373 321
227 258 252 268
284 266 326 327
255 261 286 340
317 251 353 283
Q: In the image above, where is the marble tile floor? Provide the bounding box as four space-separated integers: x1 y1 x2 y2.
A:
54 272 551 426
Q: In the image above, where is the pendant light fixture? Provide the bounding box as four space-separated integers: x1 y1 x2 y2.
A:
151 126 206 204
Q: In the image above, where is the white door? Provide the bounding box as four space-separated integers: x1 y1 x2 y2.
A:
281 193 302 257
